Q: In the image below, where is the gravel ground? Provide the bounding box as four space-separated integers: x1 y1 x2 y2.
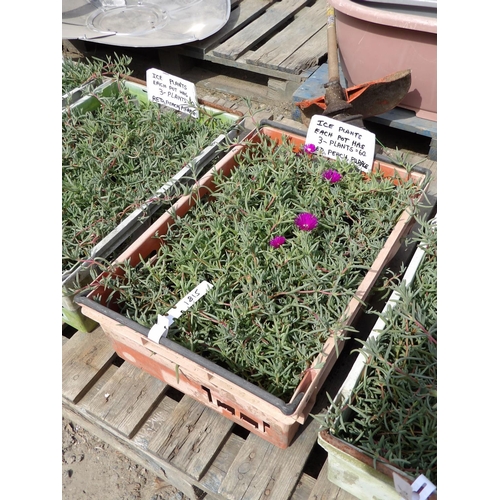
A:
62 416 185 500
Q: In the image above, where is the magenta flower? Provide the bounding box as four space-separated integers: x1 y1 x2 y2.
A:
269 236 286 248
303 143 317 155
323 169 342 184
295 212 318 231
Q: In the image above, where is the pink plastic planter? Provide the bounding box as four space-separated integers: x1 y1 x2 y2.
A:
329 0 437 121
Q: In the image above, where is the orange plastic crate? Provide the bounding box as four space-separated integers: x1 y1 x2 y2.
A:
77 123 429 448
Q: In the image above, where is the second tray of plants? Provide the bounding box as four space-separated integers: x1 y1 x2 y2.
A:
62 55 242 331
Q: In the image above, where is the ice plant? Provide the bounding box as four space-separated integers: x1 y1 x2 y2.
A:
62 54 133 95
319 216 437 484
269 236 286 248
62 58 235 274
303 143 317 155
323 169 342 184
295 212 318 231
92 134 425 399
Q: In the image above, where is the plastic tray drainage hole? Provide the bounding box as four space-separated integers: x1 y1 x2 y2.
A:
216 399 235 415
240 412 258 429
201 385 212 403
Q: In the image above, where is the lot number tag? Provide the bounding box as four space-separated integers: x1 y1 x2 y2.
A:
146 68 198 118
148 281 214 342
393 473 436 500
305 114 376 173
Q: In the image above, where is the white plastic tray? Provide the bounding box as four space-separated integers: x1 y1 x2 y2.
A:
330 215 437 418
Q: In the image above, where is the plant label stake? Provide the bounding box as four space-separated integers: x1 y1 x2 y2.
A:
305 115 376 173
393 473 437 500
146 68 199 118
148 281 214 342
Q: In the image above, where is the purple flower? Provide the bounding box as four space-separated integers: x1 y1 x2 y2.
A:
295 212 318 231
269 236 286 248
303 143 317 155
323 169 343 184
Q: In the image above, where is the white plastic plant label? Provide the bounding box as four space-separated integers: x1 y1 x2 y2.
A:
148 281 214 342
305 114 376 173
393 472 436 500
146 68 199 118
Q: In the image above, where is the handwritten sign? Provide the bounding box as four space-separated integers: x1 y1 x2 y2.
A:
305 115 376 173
146 68 198 118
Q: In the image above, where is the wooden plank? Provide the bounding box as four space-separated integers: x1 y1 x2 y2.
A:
131 394 179 451
182 0 278 55
211 0 311 60
218 434 276 500
279 25 327 75
198 433 245 495
203 52 316 82
245 0 325 72
79 364 119 406
147 396 235 481
267 78 302 101
218 415 321 500
307 461 359 500
62 327 116 403
85 361 167 438
366 107 438 138
290 473 315 500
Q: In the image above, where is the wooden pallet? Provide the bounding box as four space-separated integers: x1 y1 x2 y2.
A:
62 325 358 500
157 0 327 100
61 201 437 500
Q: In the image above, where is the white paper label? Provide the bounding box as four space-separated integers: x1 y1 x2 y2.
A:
393 473 436 500
305 114 376 173
411 474 437 499
148 281 213 342
146 68 198 118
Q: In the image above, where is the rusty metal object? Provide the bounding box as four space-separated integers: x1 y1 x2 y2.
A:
345 69 412 119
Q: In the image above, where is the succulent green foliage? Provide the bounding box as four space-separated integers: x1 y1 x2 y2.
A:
62 54 133 95
321 215 437 484
95 134 424 399
62 61 234 274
